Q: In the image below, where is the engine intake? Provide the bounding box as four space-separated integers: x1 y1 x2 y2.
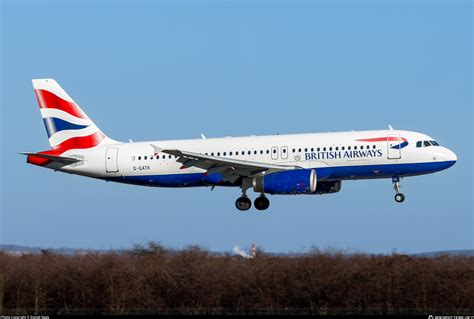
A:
253 169 317 195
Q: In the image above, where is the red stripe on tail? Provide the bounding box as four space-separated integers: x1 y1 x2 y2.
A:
52 132 105 150
34 89 88 119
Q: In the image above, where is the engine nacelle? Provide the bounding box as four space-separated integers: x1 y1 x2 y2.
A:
253 169 317 195
314 181 342 194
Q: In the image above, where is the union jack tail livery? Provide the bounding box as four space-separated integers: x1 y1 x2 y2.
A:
32 79 116 152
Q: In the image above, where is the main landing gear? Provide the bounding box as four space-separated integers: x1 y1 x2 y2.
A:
254 195 270 211
235 179 270 211
392 176 405 203
235 195 270 211
235 196 252 211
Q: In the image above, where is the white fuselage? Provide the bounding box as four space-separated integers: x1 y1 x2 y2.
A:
51 129 457 190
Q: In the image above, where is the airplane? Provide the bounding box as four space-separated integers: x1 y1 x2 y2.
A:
23 79 457 211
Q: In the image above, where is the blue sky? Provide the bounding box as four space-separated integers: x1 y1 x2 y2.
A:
1 0 472 254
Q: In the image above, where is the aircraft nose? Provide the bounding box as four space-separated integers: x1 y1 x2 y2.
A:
441 147 457 164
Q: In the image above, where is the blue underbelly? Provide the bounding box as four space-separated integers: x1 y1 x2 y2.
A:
102 161 455 187
321 160 456 180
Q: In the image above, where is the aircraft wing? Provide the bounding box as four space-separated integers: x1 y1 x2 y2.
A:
152 144 299 183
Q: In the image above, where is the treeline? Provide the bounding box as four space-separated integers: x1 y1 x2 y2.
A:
1 243 473 315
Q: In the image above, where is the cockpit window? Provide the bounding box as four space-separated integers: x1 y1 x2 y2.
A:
417 140 440 148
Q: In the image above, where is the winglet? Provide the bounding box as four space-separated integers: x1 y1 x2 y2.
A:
200 133 206 140
150 144 162 156
388 124 394 130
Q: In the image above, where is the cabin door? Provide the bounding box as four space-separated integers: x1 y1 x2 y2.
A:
106 147 119 172
281 146 288 160
387 134 402 160
271 146 279 160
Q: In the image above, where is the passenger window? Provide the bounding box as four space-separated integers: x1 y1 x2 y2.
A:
273 149 276 154
317 148 320 152
329 147 332 151
211 153 214 156
223 152 226 156
168 155 171 159
366 145 370 150
217 152 220 156
341 147 345 151
292 148 295 153
138 156 141 160
254 150 257 155
348 146 351 150
354 146 357 150
323 147 326 151
144 156 147 160
229 152 233 156
235 151 239 155
266 150 270 154
260 150 263 154
311 148 314 152
283 148 287 153
424 141 431 147
305 148 308 152
335 147 339 151
132 156 136 161
372 145 376 149
298 148 302 152
247 151 251 155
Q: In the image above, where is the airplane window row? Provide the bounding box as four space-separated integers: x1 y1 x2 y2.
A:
291 145 376 153
133 154 177 161
131 144 379 161
416 140 440 148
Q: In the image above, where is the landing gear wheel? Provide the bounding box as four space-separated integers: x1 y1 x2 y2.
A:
394 193 405 203
235 196 252 211
392 176 405 203
254 196 270 211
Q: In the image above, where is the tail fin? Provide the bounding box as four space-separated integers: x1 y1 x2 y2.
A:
32 78 117 151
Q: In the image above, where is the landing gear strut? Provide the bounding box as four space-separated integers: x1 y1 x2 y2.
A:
392 176 405 203
236 178 252 211
254 195 270 211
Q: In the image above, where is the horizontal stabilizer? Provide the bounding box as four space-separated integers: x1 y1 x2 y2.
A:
20 152 80 164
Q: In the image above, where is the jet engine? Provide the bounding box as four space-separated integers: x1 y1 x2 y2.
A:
253 169 317 195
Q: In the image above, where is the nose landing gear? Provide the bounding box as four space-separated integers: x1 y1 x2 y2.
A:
392 176 405 203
